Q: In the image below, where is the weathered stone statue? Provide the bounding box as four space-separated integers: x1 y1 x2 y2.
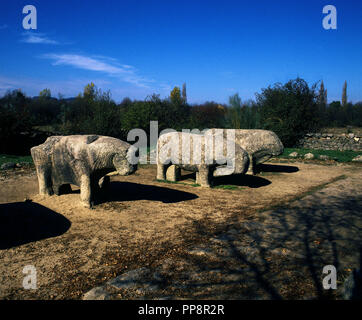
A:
156 131 249 187
31 135 138 208
205 129 284 174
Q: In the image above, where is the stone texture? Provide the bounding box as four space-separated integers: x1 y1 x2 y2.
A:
304 153 314 159
31 135 138 208
289 152 299 158
156 131 249 187
165 165 181 182
297 133 362 152
352 155 362 162
319 155 330 160
83 286 110 300
206 129 284 175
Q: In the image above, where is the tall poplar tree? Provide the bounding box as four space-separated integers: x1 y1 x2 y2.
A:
317 81 327 125
181 83 187 104
342 81 347 106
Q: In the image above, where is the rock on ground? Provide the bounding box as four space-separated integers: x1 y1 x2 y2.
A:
304 153 314 159
83 286 110 300
352 155 362 162
319 155 329 160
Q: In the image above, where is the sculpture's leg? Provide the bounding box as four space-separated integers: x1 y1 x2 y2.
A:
166 165 181 182
36 167 54 196
157 164 167 180
195 172 200 185
80 174 92 208
247 155 256 175
197 165 212 188
99 176 110 190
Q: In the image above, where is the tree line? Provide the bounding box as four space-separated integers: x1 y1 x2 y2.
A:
0 78 361 154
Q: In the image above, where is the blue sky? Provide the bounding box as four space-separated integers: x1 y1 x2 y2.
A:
0 0 361 103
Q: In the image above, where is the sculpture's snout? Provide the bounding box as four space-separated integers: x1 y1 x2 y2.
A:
112 145 139 176
126 146 139 175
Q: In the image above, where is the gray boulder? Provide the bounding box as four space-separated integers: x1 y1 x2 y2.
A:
83 286 110 300
289 152 299 158
319 155 330 160
156 131 249 187
31 135 138 208
352 155 362 162
304 153 314 159
205 129 284 174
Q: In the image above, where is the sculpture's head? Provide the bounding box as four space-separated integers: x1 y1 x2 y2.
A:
113 145 138 176
213 142 250 177
262 131 284 156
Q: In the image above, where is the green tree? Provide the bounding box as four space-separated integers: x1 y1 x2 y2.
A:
190 102 226 129
342 81 347 106
170 86 182 105
257 78 319 147
0 90 32 154
226 94 260 129
228 93 242 129
317 81 327 126
39 88 51 99
181 83 187 104
83 82 96 101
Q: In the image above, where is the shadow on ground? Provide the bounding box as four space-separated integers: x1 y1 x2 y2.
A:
179 164 299 188
179 171 271 188
157 193 362 299
256 164 299 173
213 174 271 188
97 181 199 204
0 201 71 250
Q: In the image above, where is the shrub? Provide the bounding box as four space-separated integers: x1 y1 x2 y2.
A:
257 78 320 147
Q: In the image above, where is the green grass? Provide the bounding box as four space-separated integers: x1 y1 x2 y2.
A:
0 154 33 166
156 179 200 187
213 185 244 190
278 148 361 162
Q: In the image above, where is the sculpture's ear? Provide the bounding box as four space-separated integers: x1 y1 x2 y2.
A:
112 153 124 169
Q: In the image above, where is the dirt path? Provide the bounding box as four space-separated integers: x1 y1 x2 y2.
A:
0 162 361 299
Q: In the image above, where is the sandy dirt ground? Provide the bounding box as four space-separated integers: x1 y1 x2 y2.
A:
0 160 361 299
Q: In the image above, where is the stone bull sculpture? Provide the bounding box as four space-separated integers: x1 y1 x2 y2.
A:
31 135 138 208
205 129 284 174
156 131 249 187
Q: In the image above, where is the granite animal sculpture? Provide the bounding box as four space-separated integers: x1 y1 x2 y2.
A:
156 131 249 187
205 129 284 174
31 135 138 208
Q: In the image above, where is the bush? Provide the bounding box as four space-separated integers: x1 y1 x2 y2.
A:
59 87 124 139
226 94 261 129
0 90 33 154
189 102 226 130
257 78 320 147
